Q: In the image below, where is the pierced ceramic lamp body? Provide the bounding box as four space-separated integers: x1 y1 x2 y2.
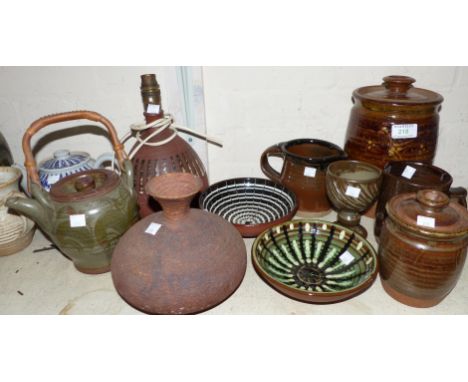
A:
131 74 208 217
111 173 247 314
326 160 382 238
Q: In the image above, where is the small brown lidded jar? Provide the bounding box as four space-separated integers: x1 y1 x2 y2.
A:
379 189 468 308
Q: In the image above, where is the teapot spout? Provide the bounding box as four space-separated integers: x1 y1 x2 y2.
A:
6 184 51 233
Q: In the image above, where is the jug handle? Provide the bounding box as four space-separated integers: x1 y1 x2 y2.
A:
22 111 127 192
260 144 283 183
449 187 467 208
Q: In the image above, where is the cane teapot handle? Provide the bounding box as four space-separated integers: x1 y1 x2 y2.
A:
23 111 127 189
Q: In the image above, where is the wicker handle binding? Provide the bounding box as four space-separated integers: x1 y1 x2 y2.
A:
23 111 127 188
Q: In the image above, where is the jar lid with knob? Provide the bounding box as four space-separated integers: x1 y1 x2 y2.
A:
386 189 468 239
353 75 444 106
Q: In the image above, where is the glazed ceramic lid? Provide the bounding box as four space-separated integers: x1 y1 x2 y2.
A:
353 75 443 106
39 150 90 173
49 169 120 202
386 189 468 238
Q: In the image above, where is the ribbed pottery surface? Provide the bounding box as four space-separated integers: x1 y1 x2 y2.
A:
199 178 297 226
253 220 377 299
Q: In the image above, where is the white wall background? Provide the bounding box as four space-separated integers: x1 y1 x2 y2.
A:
203 67 468 188
0 66 206 168
1 67 467 188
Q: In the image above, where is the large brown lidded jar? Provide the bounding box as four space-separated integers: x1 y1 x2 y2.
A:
344 75 443 169
111 173 247 314
131 74 209 217
379 189 468 308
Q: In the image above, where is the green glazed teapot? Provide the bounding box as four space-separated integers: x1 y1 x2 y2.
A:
6 111 138 274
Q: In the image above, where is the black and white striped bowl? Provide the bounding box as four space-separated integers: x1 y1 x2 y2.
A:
199 178 298 237
252 220 378 303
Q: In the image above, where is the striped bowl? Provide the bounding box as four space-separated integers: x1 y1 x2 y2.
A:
199 178 298 237
252 220 378 303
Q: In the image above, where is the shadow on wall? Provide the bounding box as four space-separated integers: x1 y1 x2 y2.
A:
32 125 112 157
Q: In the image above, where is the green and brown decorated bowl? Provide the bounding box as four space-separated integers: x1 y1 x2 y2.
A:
252 220 378 303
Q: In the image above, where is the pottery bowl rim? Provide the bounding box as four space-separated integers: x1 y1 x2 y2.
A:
199 177 298 236
383 161 453 189
0 166 22 190
327 160 382 185
252 219 378 301
279 138 347 165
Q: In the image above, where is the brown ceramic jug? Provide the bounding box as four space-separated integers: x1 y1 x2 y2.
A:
111 172 247 314
344 75 443 169
374 161 467 238
260 139 346 216
131 74 209 217
379 189 468 308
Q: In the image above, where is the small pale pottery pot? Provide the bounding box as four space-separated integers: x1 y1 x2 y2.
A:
0 166 35 256
379 189 468 308
260 139 347 216
326 160 382 238
111 173 247 314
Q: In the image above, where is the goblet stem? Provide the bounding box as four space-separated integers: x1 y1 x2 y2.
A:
336 210 368 238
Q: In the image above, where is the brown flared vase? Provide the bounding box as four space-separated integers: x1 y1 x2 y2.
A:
111 173 247 314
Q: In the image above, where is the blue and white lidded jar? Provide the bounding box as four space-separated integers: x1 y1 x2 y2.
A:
38 149 116 191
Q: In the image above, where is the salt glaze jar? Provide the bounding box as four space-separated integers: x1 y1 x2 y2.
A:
0 166 35 256
379 189 468 308
344 75 443 169
111 172 247 314
261 138 347 216
6 111 138 274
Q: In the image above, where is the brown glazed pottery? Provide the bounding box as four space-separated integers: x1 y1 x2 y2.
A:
344 75 443 169
374 161 467 238
111 173 247 314
379 189 468 308
260 138 347 216
6 111 138 274
326 160 382 238
131 74 208 217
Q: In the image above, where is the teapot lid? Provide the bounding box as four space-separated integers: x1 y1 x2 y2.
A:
386 189 468 238
49 169 119 202
39 150 90 172
353 76 443 106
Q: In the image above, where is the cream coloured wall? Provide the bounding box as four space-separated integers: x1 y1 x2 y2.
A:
0 66 205 169
202 67 468 188
1 67 467 189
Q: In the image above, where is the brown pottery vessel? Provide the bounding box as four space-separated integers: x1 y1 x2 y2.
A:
379 189 468 308
374 161 467 238
344 75 443 169
261 139 346 216
111 173 247 314
131 74 208 217
326 160 382 238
